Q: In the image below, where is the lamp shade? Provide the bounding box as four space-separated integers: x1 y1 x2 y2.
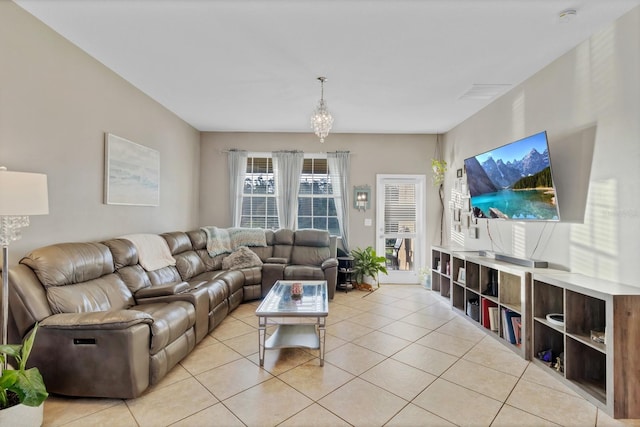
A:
0 169 49 216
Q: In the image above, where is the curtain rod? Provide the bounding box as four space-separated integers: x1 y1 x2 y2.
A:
219 150 351 155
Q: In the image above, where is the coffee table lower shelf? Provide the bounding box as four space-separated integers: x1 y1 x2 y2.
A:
259 322 326 367
265 324 319 349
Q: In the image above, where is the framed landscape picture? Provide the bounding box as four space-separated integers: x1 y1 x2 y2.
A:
104 133 160 206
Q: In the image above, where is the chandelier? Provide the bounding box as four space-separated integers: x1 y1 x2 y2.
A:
310 77 333 143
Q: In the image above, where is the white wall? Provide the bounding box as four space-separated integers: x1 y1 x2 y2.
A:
0 2 201 264
443 6 640 286
199 132 439 260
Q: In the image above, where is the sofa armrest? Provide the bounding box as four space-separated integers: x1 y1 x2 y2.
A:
321 258 339 270
266 257 288 264
134 282 190 299
40 310 153 330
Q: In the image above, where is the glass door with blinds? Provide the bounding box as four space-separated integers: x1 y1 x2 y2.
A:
376 174 426 284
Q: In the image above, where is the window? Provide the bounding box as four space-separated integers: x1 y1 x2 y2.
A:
298 157 340 235
240 154 339 235
241 157 278 229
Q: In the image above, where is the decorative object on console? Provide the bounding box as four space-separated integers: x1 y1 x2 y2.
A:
457 267 466 284
546 313 565 326
591 328 605 344
310 76 333 143
353 185 370 211
466 298 479 321
104 133 160 206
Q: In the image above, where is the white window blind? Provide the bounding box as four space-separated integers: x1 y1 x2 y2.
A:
241 157 279 229
384 183 417 233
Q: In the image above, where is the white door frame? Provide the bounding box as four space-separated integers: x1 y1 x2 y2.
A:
376 174 427 284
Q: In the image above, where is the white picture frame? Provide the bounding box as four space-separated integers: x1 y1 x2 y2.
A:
104 133 160 206
458 267 466 284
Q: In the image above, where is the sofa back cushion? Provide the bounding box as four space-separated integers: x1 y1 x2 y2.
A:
248 229 275 260
146 266 183 287
161 232 206 280
46 275 134 314
20 242 134 313
272 229 294 260
162 231 193 254
103 238 152 293
175 252 206 280
185 229 224 272
290 229 331 266
187 230 207 250
21 242 115 287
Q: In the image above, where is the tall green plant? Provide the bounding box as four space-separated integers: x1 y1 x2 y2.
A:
0 323 48 409
351 246 388 286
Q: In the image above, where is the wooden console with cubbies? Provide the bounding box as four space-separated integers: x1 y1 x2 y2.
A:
431 245 640 419
532 273 640 419
449 251 531 359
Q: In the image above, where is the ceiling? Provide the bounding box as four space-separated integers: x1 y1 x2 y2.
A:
15 0 640 134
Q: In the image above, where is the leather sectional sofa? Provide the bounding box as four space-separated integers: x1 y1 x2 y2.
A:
7 227 337 399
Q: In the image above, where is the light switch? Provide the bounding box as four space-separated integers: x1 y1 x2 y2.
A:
364 218 372 226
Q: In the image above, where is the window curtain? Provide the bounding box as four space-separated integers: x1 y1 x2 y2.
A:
228 149 248 227
273 150 303 230
327 151 350 252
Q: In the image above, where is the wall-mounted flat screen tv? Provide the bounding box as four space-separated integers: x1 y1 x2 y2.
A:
463 131 560 221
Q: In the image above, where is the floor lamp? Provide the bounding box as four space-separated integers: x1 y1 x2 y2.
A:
0 167 48 372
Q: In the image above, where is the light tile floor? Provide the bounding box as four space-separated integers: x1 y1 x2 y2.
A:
42 285 640 427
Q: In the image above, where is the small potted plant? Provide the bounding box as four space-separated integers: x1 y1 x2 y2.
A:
418 267 432 289
0 323 48 426
351 246 388 288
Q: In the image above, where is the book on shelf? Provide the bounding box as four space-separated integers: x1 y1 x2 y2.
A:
511 316 522 345
488 307 499 332
481 298 496 330
502 308 521 345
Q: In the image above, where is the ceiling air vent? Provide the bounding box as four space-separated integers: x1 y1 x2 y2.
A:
459 84 512 100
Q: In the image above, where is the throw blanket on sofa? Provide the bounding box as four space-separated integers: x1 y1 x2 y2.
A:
228 227 267 248
201 226 232 257
201 226 267 257
222 246 263 270
121 233 176 271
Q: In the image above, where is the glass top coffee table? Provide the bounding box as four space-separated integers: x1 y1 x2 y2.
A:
255 280 328 367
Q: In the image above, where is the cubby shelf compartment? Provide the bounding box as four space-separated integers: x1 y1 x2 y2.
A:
431 246 453 299
451 282 465 312
438 251 532 359
532 273 640 419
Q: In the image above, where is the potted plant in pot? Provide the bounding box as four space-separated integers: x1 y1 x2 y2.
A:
418 267 432 290
0 323 48 426
351 246 388 289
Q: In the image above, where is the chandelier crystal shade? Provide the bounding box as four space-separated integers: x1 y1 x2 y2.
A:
310 77 333 143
